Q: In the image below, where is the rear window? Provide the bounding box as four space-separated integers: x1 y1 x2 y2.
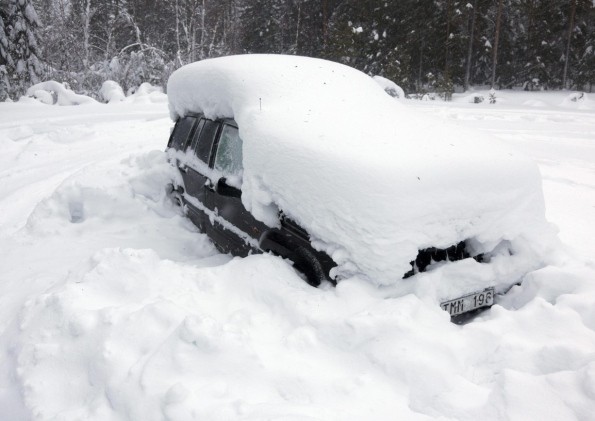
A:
168 116 197 150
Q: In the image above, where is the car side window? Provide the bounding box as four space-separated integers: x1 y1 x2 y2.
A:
214 125 243 177
196 119 220 164
189 119 205 153
169 116 197 150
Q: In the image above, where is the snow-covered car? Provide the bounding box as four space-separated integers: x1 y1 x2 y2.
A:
165 55 555 318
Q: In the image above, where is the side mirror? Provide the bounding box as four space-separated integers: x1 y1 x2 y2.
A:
216 177 242 198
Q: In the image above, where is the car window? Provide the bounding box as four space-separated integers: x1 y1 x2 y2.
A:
189 119 205 153
197 119 220 164
169 116 197 150
214 125 243 177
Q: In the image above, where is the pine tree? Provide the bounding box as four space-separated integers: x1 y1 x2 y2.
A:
326 0 414 88
238 0 287 54
463 0 478 90
8 0 595 95
0 5 12 100
561 0 594 90
3 0 43 98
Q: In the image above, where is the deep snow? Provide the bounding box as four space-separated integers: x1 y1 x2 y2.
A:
0 89 594 420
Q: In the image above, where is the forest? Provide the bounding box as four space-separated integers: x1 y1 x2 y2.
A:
1 0 594 101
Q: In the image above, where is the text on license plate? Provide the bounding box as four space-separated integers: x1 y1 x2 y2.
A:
440 287 495 317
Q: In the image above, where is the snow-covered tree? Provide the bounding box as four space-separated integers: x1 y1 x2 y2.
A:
3 0 43 98
0 5 12 100
239 0 288 54
10 0 593 95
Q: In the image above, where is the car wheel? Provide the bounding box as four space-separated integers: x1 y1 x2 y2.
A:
291 246 326 287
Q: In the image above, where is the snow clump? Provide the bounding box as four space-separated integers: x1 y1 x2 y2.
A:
372 75 405 98
128 82 167 104
561 92 593 110
99 80 126 103
25 81 97 106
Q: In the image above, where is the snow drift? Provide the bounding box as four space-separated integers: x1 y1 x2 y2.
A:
167 55 557 298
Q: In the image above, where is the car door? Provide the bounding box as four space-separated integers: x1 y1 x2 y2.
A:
205 122 268 256
180 117 220 232
167 115 200 206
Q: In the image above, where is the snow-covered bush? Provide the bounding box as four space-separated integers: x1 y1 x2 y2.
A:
99 80 125 103
31 89 54 104
561 92 593 110
107 49 172 94
489 89 497 104
134 82 163 96
568 92 586 103
128 82 167 103
25 81 97 105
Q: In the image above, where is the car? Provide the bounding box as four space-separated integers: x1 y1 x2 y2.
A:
165 54 556 319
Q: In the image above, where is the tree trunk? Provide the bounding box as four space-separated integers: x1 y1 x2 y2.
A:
200 0 206 59
417 41 424 92
491 0 504 88
295 2 301 53
562 0 577 89
175 0 182 65
82 0 92 68
322 0 328 50
208 17 220 56
464 0 478 91
444 0 452 82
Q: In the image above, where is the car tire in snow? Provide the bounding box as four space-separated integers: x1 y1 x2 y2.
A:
291 246 327 287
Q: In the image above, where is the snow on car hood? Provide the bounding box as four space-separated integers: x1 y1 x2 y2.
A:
168 54 555 288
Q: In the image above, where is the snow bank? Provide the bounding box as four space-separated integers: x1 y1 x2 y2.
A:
167 56 557 292
25 81 97 105
168 55 556 295
523 99 547 107
8 248 595 421
99 80 126 103
372 75 405 98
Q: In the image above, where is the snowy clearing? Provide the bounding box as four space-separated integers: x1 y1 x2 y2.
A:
1 91 595 420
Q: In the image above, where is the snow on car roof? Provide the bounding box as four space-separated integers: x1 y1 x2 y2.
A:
168 55 554 293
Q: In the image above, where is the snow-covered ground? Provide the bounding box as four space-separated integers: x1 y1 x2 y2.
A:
0 90 594 420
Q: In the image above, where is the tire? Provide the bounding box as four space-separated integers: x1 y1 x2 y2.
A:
259 230 329 288
291 246 326 287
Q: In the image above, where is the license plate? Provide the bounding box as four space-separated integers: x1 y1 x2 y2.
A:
440 287 495 317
